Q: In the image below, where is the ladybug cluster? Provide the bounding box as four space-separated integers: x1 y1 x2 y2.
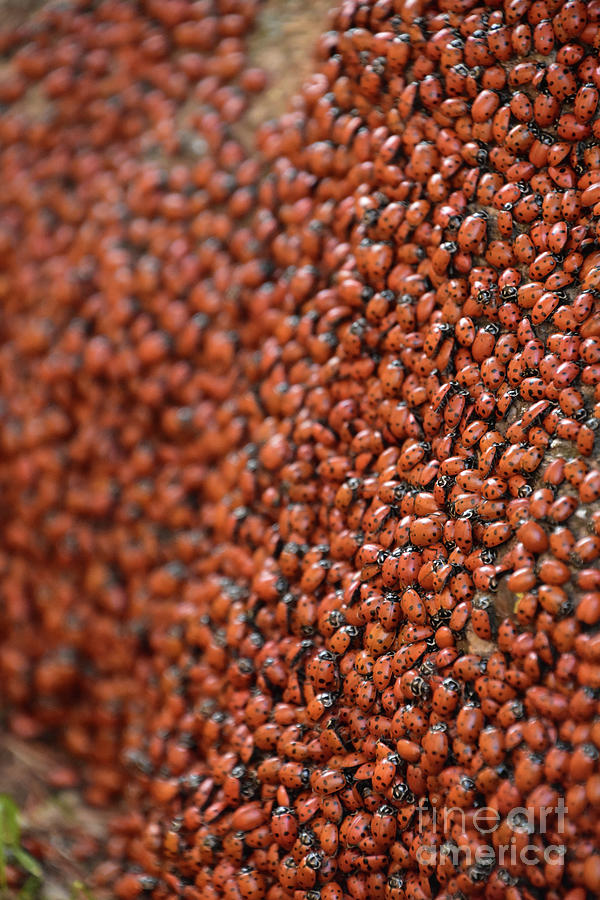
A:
3 0 600 899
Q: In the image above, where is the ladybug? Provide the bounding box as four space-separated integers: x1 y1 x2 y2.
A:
321 883 344 900
458 213 487 254
320 794 343 824
371 805 397 849
400 587 427 625
482 520 512 549
472 89 500 123
432 678 461 718
471 595 496 639
237 866 266 900
456 702 484 745
318 820 339 856
446 774 477 809
372 755 399 794
512 23 532 57
514 233 536 266
281 763 311 792
479 726 505 766
421 723 449 772
307 650 339 690
392 641 429 676
453 654 486 682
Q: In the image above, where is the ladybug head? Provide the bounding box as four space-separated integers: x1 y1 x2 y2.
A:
391 782 413 803
299 828 316 846
558 598 574 618
510 700 525 720
468 863 493 883
360 286 374 302
419 659 436 678
362 208 379 227
202 833 220 852
316 692 336 709
410 675 430 699
439 840 458 858
274 805 293 817
473 595 491 611
274 574 288 595
377 804 394 816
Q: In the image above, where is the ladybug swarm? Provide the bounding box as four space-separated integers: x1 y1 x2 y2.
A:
2 0 600 899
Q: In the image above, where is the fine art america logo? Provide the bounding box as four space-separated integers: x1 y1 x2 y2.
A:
415 799 567 873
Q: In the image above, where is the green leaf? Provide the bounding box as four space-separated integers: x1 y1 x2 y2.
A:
71 880 95 900
0 795 20 845
18 874 41 899
12 847 43 880
0 844 6 891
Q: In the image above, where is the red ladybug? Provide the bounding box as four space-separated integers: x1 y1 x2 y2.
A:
432 678 461 718
471 595 496 640
371 804 397 849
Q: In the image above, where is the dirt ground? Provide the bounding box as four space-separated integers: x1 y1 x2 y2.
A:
0 0 45 26
0 0 332 896
236 0 334 144
0 736 114 899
